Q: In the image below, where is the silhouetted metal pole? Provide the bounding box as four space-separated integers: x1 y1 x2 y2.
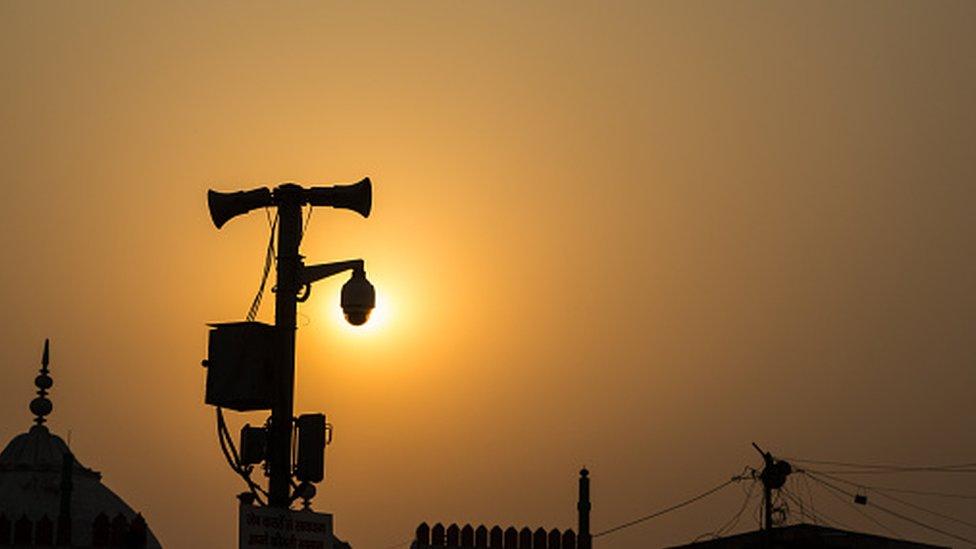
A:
207 178 373 510
269 184 304 508
753 442 774 531
762 482 772 531
752 443 791 534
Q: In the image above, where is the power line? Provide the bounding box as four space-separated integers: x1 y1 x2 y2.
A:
797 466 976 476
801 467 976 499
787 457 976 473
805 472 976 546
695 480 759 541
779 487 855 532
874 489 976 531
856 485 976 500
808 470 976 531
216 406 267 504
246 212 278 321
798 474 821 526
717 481 759 537
594 477 739 538
800 473 904 539
785 477 812 526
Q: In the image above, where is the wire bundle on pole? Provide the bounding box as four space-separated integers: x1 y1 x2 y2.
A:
215 212 280 505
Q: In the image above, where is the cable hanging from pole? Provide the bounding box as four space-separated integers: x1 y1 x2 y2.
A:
796 474 905 540
779 486 856 532
593 476 742 538
211 210 281 505
216 406 267 505
785 457 976 474
694 478 760 541
804 469 976 531
247 212 278 322
803 471 976 545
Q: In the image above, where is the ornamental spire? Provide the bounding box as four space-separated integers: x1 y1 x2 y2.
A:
30 339 54 426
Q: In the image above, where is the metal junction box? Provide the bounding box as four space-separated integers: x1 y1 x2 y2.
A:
204 321 276 411
296 413 326 483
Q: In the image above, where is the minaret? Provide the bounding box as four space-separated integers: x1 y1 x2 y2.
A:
30 339 54 427
578 468 592 549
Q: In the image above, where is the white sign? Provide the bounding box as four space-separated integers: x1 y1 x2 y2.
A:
239 504 333 549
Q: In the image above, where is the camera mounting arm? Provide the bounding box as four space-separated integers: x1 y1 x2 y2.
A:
297 259 364 302
297 259 375 325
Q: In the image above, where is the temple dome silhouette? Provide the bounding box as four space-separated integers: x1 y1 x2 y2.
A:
0 340 161 547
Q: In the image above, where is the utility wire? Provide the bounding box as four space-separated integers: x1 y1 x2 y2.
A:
780 487 855 532
799 474 821 526
808 470 976 530
871 489 976 531
851 485 976 501
594 477 739 538
217 408 266 499
805 468 976 476
787 457 976 473
706 480 759 540
302 204 313 238
216 407 267 504
800 472 904 539
787 477 813 525
805 472 976 545
247 212 278 321
804 467 976 499
213 210 281 505
693 481 757 541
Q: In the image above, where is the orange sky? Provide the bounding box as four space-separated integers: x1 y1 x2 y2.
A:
1 2 975 547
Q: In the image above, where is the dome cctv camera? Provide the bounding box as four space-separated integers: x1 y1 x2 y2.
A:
341 269 375 326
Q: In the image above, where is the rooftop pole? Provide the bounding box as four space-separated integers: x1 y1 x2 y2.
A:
269 184 304 508
207 178 373 510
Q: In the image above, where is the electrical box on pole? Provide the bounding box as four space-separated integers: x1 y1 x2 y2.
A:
296 413 327 483
240 424 268 466
204 322 276 412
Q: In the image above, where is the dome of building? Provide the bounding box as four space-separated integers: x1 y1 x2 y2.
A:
0 340 162 547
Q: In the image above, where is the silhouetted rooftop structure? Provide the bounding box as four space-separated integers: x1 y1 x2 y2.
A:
411 469 592 549
667 523 948 549
0 340 161 547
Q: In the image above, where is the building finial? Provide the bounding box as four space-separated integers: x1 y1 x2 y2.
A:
30 338 54 426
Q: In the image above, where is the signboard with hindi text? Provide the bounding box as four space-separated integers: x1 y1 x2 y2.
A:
239 504 333 549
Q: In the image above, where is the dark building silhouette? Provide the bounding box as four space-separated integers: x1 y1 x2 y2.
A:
667 523 948 549
408 465 950 549
0 340 161 547
411 469 591 549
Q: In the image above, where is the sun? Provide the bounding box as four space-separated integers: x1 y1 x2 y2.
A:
304 267 421 358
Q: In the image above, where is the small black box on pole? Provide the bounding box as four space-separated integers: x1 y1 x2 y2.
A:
296 413 326 483
240 424 268 466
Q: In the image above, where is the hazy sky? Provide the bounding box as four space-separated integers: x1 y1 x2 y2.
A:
2 2 975 547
